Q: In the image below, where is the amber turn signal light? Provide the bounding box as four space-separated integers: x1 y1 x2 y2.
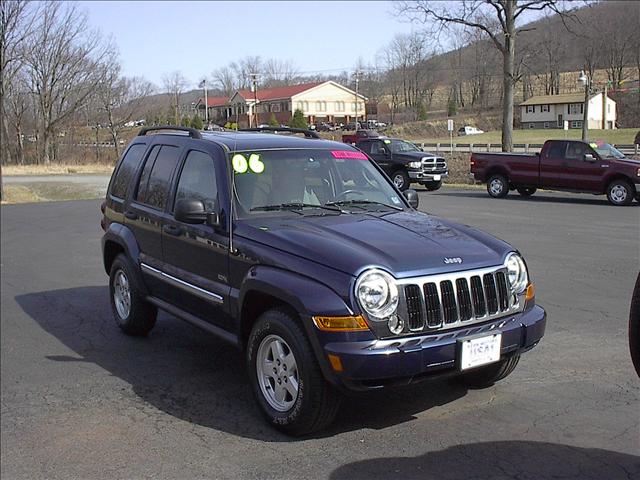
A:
312 315 369 332
525 282 535 301
327 354 343 372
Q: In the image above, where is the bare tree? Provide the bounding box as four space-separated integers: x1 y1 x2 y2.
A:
211 65 235 97
25 1 113 164
262 58 300 87
162 70 188 124
398 0 570 152
98 59 154 158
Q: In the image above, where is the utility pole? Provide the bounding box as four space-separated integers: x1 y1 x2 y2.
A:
578 70 589 141
353 70 361 129
250 73 259 128
199 79 209 126
602 80 610 129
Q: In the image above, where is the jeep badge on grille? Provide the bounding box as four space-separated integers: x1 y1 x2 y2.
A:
444 257 463 264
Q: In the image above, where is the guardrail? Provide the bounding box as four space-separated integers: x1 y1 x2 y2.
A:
418 143 639 156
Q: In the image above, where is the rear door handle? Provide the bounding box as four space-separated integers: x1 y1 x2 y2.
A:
163 224 183 236
124 210 137 220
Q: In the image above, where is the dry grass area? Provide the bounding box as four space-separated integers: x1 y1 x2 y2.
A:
3 164 115 176
1 185 41 204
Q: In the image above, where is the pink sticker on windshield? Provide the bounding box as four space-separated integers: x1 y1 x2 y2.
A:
331 150 367 160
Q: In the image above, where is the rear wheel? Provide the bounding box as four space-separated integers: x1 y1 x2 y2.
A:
247 309 341 435
109 254 157 336
423 180 442 191
516 186 537 197
456 355 520 388
487 174 509 198
391 170 410 191
606 179 634 206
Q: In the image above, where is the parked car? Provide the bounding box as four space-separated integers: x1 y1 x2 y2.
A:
356 137 448 191
458 126 484 136
101 125 545 435
341 129 381 145
470 139 640 205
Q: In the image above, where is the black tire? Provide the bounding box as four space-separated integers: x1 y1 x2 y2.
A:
423 180 443 191
456 355 520 389
516 186 537 197
109 254 157 336
606 179 634 206
487 174 509 198
629 272 640 378
247 308 341 436
391 170 410 191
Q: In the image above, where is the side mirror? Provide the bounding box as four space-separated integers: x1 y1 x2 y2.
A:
403 189 419 209
175 198 220 227
584 153 597 162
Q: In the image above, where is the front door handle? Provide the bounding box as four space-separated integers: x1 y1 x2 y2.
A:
163 224 183 236
124 210 137 220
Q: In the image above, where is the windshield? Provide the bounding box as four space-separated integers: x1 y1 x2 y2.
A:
232 149 406 218
590 141 625 159
388 139 421 153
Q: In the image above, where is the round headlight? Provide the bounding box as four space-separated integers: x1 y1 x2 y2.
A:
408 161 422 169
505 252 528 294
355 269 399 319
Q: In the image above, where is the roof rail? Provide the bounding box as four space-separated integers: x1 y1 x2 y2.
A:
137 125 202 139
239 126 320 139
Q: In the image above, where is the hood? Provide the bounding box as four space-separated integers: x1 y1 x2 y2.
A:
235 210 512 278
611 157 640 166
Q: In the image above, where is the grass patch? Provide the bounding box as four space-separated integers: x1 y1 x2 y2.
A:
1 185 41 204
410 128 638 145
3 164 114 176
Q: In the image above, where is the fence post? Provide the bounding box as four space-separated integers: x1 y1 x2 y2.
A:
421 142 424 149
487 143 490 152
525 143 529 153
470 143 473 152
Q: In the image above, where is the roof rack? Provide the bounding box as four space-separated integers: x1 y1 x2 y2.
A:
137 125 202 139
239 126 320 139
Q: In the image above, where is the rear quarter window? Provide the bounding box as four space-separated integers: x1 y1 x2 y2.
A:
135 145 180 210
110 144 147 199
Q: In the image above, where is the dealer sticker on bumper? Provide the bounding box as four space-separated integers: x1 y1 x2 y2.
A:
460 334 501 370
433 174 441 181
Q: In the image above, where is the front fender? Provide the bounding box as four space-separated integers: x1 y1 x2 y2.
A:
237 266 358 388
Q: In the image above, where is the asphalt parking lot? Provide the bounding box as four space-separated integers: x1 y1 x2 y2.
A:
1 189 639 479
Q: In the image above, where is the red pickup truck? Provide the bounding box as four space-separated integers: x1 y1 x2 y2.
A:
470 139 640 206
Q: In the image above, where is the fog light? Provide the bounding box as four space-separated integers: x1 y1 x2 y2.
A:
388 315 405 335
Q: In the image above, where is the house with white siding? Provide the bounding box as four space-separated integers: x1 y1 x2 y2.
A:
520 93 616 130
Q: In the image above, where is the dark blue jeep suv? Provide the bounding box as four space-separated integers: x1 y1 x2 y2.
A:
101 126 546 435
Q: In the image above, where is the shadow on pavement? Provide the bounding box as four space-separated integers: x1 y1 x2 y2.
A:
330 441 640 480
15 286 468 441
433 189 618 206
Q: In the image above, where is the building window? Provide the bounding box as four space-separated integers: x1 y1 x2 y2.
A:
544 122 549 129
271 103 281 113
335 101 345 112
526 105 535 113
607 104 611 113
568 103 583 115
351 102 357 112
296 101 303 111
303 101 309 112
541 104 550 113
316 101 326 112
571 120 583 128
528 123 535 129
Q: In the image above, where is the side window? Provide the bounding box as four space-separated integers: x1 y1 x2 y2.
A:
136 145 180 209
174 151 218 212
110 144 146 198
566 142 587 161
546 141 566 158
136 145 161 203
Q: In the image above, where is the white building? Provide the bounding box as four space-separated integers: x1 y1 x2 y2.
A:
520 93 616 130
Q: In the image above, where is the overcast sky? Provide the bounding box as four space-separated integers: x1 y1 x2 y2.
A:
78 1 412 89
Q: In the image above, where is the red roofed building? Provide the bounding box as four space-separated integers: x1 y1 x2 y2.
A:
194 96 233 124
229 81 367 127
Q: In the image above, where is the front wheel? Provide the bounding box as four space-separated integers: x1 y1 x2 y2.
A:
487 174 509 198
247 309 341 436
456 355 520 388
391 170 410 191
606 179 634 206
516 186 537 197
423 180 442 191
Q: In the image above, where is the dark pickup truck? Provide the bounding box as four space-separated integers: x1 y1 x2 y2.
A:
470 139 640 205
356 137 448 191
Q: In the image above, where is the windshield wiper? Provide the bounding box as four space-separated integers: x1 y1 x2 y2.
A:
326 199 403 211
251 203 342 214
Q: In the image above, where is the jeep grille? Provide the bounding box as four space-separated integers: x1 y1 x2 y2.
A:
399 266 523 332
